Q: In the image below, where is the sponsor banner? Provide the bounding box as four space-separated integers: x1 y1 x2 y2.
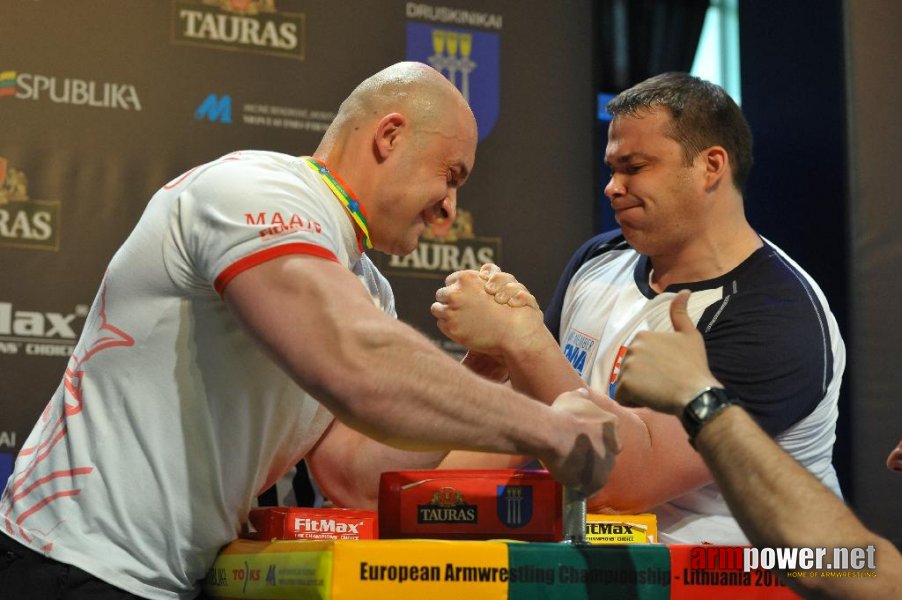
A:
506 542 671 599
405 18 500 142
379 470 561 542
0 157 61 251
0 70 141 111
193 93 335 133
0 300 88 358
332 539 508 600
377 209 501 280
171 0 306 60
204 539 333 599
669 545 800 599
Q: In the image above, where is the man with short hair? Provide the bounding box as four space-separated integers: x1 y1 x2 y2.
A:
0 62 620 600
433 72 844 545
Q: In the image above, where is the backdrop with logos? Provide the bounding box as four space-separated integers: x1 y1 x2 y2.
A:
0 1 597 481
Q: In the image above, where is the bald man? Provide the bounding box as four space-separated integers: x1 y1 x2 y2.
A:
0 62 619 600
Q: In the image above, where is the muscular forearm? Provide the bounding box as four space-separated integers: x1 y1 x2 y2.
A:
697 407 902 599
502 327 584 401
226 257 561 462
319 314 561 459
583 397 709 513
500 332 709 511
309 421 447 510
227 256 618 497
699 407 856 546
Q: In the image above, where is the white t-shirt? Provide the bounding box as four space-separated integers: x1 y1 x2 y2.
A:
548 231 844 545
0 151 395 599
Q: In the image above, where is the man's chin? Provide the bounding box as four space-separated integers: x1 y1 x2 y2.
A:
397 239 420 256
379 238 419 257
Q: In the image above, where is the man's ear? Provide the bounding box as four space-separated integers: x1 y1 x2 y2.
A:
373 113 407 160
702 146 729 191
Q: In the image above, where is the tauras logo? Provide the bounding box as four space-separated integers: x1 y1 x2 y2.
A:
417 486 478 524
294 518 360 534
418 505 477 522
172 0 306 60
383 209 501 279
0 157 61 251
7 72 141 111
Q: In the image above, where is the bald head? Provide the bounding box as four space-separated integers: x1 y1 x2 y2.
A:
318 62 476 154
313 62 478 256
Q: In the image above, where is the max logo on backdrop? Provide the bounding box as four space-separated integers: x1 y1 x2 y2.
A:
406 21 500 142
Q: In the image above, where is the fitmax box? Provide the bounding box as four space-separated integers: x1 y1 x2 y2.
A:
585 512 659 544
379 469 562 541
247 507 378 541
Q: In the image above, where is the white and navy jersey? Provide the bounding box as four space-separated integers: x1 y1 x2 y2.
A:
545 230 845 544
0 151 395 600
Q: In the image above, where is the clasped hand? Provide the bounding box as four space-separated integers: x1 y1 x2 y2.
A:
431 263 543 359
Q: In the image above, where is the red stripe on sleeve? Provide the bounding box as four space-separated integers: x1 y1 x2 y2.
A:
214 243 339 295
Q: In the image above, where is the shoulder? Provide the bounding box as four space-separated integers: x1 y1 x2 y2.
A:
699 240 842 435
545 229 637 338
569 229 632 265
187 151 311 192
701 240 835 330
560 229 637 285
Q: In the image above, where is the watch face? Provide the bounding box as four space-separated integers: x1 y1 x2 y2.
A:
683 388 735 444
693 394 716 420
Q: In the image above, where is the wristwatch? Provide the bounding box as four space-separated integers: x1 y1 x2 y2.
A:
681 387 738 447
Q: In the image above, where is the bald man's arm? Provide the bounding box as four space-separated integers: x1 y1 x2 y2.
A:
223 254 620 497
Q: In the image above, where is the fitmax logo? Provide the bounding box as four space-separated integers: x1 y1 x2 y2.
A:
195 94 232 124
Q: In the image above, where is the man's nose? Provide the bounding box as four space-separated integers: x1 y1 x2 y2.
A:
604 174 625 199
427 193 457 237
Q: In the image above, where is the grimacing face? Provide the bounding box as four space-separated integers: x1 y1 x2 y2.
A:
603 108 710 258
372 108 477 256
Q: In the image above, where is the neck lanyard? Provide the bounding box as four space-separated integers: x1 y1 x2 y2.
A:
304 157 373 251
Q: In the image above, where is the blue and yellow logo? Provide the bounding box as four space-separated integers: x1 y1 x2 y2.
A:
406 23 499 142
496 485 533 529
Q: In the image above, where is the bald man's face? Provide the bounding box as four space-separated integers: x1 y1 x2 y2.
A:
370 105 477 255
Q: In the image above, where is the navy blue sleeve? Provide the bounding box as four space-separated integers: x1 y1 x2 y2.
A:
544 230 626 342
699 250 835 436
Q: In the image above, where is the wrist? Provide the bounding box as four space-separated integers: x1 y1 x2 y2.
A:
673 375 723 413
500 324 557 366
680 386 739 448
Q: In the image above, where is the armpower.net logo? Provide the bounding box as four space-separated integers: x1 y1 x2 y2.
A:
745 546 879 580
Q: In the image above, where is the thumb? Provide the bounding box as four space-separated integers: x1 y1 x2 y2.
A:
670 289 694 332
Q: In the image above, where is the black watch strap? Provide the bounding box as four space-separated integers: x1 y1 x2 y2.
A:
681 387 737 447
